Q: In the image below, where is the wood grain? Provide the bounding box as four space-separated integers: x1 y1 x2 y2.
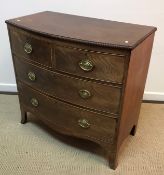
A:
114 33 155 168
9 26 53 68
14 57 122 115
55 46 126 83
6 12 156 169
18 82 117 144
5 11 156 49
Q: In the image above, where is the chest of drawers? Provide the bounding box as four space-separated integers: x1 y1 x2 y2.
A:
6 11 156 169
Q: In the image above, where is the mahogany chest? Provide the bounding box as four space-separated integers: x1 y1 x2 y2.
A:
6 11 156 169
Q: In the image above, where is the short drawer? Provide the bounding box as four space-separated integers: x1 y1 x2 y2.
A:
9 26 53 67
55 46 126 83
15 57 122 114
18 83 116 144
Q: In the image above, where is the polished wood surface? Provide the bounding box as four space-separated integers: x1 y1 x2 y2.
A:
113 33 155 168
55 46 126 83
6 11 156 169
118 33 155 145
9 26 53 67
18 82 117 144
14 57 122 114
6 11 156 49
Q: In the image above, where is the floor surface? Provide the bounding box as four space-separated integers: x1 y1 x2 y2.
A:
0 94 164 175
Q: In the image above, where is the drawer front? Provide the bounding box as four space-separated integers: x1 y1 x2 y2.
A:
9 26 53 67
55 46 126 83
18 83 116 143
15 57 122 114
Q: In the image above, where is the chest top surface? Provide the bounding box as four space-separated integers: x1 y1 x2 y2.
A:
6 11 156 49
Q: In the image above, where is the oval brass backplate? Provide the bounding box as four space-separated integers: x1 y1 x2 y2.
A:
79 59 94 71
78 119 90 129
30 98 39 107
28 71 36 81
24 43 32 54
79 89 91 99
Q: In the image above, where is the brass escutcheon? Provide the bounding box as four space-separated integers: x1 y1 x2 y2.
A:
79 59 94 71
31 98 39 107
78 119 90 129
28 71 36 81
24 42 32 54
79 89 91 99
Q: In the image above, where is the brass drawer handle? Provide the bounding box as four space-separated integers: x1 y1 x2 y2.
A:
79 59 94 71
24 43 32 54
79 89 91 99
31 98 39 107
78 119 90 129
28 71 36 81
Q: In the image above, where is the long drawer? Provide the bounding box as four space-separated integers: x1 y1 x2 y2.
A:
14 57 122 114
18 82 117 143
